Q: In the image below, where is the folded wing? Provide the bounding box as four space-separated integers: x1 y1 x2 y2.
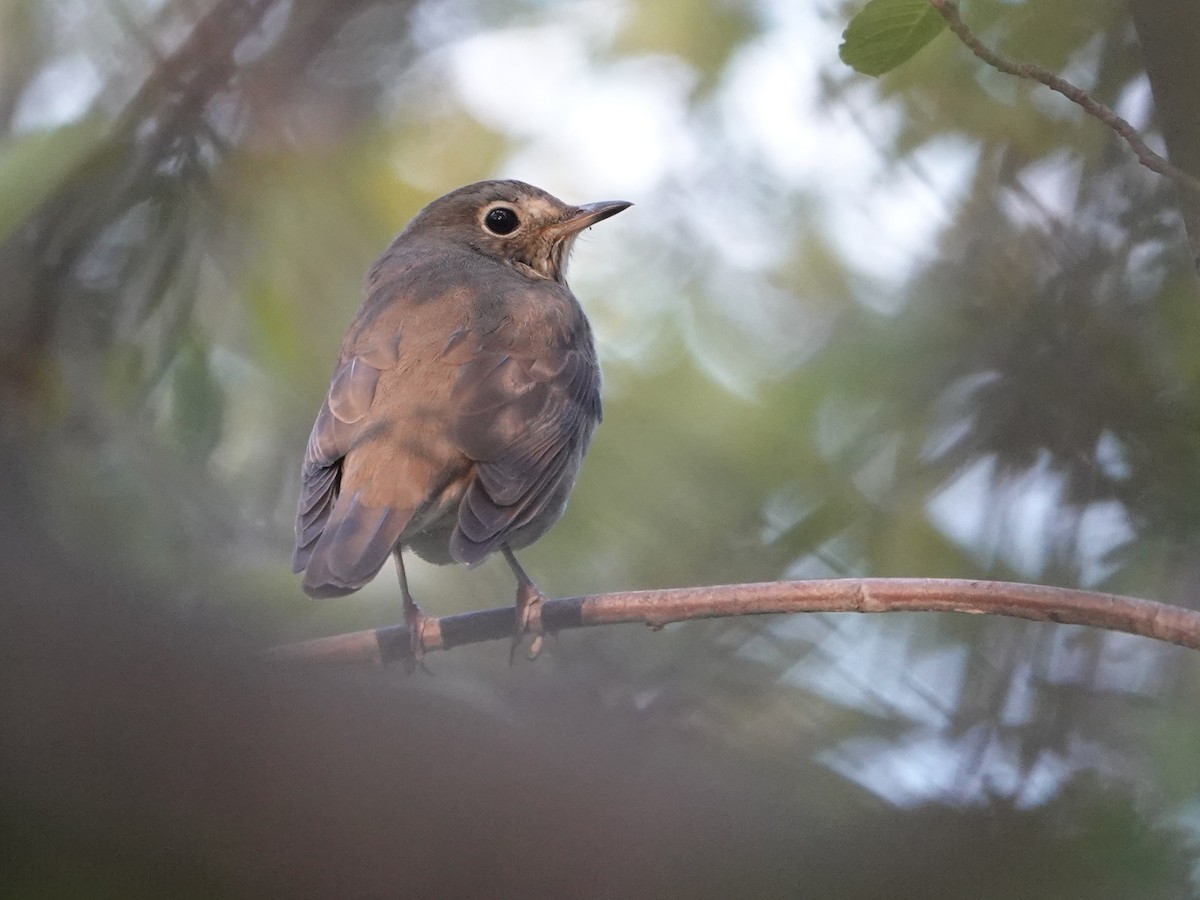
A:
293 354 409 598
449 343 601 564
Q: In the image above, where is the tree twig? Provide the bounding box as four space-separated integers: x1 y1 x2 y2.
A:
929 0 1200 197
267 578 1200 667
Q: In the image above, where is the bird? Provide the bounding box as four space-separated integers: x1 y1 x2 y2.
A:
292 180 630 660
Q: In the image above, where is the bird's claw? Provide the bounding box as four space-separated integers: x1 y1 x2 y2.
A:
404 600 434 675
509 581 547 664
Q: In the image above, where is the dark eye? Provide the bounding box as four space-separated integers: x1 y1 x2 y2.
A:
484 207 519 235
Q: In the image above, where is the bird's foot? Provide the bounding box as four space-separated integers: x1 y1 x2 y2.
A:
404 599 434 675
510 580 547 664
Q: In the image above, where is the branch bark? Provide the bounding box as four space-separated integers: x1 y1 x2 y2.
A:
268 578 1200 667
928 0 1200 195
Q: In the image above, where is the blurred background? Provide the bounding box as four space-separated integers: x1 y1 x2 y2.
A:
2 0 1200 896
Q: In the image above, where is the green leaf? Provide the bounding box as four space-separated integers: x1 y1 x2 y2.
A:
839 0 947 77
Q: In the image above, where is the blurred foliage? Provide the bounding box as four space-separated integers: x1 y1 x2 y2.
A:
2 0 1200 895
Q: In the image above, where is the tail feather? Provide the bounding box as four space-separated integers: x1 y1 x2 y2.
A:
299 492 409 599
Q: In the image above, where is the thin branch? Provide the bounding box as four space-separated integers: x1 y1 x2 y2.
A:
929 0 1200 197
267 578 1200 667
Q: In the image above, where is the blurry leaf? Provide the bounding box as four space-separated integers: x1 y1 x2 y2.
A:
23 356 69 428
839 0 947 77
103 343 146 409
775 494 862 559
387 113 506 196
245 277 307 376
616 0 755 88
0 119 107 242
1003 0 1124 71
170 338 223 461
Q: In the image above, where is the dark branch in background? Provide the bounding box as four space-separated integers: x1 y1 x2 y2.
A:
928 0 1200 194
929 0 1200 271
0 0 404 417
268 578 1200 667
0 0 276 400
1129 0 1200 274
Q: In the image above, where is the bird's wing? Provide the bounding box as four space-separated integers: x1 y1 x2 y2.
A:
291 284 419 595
292 354 382 583
448 340 601 564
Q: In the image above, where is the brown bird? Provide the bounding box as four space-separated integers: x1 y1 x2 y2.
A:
292 180 630 657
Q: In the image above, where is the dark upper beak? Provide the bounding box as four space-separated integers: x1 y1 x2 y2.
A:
555 199 633 236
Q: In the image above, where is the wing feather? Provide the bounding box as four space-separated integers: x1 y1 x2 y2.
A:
449 343 600 564
300 493 408 598
292 353 385 579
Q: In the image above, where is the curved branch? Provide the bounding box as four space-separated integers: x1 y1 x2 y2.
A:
267 578 1200 667
929 0 1200 198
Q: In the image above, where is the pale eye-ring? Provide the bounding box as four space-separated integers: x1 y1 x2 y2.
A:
484 207 520 235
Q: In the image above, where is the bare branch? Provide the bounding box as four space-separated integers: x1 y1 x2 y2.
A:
268 578 1200 667
929 0 1200 198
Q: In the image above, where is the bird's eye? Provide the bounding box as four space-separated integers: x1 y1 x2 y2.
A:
484 207 520 235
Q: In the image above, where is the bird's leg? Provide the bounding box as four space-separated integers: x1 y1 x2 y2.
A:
394 551 431 673
501 545 548 662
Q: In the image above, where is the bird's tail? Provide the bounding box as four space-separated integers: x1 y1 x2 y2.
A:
297 492 409 599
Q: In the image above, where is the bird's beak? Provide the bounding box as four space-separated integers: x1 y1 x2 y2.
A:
555 199 633 236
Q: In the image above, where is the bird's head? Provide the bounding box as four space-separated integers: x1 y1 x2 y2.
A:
402 180 631 283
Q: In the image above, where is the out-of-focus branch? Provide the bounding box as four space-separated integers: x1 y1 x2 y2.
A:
929 0 1200 197
0 0 277 412
1129 0 1200 274
268 578 1200 667
0 0 398 418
